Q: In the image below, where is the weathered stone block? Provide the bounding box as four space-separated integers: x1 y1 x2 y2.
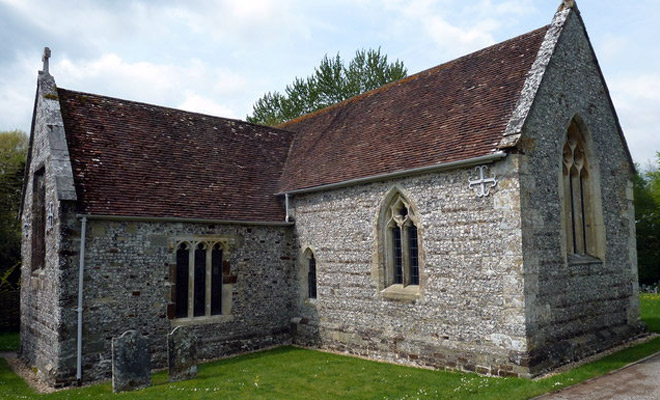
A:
112 330 151 392
168 326 197 382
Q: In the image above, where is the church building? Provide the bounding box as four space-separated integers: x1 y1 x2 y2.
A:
20 1 643 387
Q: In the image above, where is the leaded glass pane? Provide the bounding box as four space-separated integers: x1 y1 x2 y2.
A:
408 225 419 285
211 244 222 316
393 226 403 284
175 244 189 318
193 244 206 317
308 256 317 299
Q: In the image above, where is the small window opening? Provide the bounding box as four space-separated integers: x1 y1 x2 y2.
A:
308 255 317 299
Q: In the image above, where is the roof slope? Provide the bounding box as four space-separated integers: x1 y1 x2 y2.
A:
58 89 294 222
277 26 549 193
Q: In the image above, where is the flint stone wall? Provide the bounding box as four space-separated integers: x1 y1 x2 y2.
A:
44 217 295 386
517 10 643 373
20 72 76 387
290 156 529 377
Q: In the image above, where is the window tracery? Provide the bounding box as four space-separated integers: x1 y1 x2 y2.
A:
383 192 421 288
562 118 600 259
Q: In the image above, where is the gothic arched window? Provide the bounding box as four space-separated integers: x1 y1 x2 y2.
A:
562 119 599 258
382 192 421 288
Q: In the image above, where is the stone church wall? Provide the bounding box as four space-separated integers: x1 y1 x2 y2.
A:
290 157 531 376
517 11 642 374
49 218 296 385
20 72 75 386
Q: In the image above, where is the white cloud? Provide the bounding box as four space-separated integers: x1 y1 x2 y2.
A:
376 0 536 58
178 91 237 118
158 0 311 45
609 73 660 164
53 53 247 119
0 55 39 132
596 33 629 63
56 54 178 100
422 16 496 54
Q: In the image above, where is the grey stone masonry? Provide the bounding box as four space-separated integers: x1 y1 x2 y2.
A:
112 330 151 392
20 68 78 387
516 8 642 374
168 326 197 382
51 217 295 385
289 156 528 377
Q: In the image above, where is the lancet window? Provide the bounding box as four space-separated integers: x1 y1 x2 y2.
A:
562 119 597 258
31 167 46 271
174 240 224 319
308 253 317 299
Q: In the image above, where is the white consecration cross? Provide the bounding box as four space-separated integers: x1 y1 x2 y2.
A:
468 165 498 197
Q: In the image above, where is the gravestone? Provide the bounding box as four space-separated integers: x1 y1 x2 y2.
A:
111 330 151 392
168 326 197 381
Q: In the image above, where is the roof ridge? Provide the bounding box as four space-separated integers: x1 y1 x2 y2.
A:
499 4 574 148
278 25 550 130
57 87 296 135
57 88 295 222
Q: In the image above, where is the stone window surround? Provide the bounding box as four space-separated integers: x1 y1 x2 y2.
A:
27 163 49 290
169 236 235 325
375 188 423 302
30 165 46 273
559 115 606 265
299 247 318 305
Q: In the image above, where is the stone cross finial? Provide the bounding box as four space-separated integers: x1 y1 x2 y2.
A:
558 0 576 12
42 47 51 73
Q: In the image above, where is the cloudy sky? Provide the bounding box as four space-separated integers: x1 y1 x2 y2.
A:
1 0 658 165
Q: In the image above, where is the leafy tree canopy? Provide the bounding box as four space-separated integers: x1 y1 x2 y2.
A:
247 48 407 126
0 130 28 290
634 152 660 286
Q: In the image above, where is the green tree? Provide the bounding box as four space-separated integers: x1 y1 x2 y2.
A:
0 130 28 291
247 48 407 126
634 153 660 286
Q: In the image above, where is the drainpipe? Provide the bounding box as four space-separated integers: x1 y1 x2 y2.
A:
76 216 87 386
285 193 290 223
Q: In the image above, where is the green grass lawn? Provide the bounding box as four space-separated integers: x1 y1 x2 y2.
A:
1 294 659 400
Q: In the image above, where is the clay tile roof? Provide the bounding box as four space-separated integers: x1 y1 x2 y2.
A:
58 89 294 222
277 26 549 193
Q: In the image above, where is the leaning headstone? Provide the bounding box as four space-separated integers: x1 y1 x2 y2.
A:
112 330 151 392
168 326 197 381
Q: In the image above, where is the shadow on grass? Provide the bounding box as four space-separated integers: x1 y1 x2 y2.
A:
644 317 660 333
0 331 20 352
